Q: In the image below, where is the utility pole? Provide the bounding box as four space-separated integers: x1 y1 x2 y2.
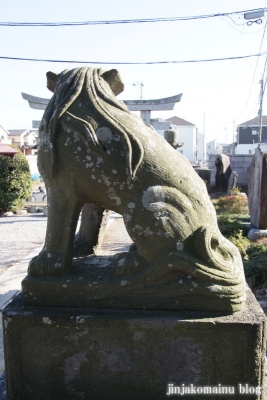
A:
259 78 264 143
133 81 144 100
259 57 267 143
232 120 236 154
232 120 235 143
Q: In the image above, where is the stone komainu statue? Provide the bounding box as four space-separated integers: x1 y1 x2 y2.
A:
29 67 246 312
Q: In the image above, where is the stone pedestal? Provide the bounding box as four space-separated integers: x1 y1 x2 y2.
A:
3 289 266 400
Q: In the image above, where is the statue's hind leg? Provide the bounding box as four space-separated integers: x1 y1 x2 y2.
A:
73 203 111 257
28 187 82 276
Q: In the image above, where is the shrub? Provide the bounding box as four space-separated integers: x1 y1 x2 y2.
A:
216 194 249 214
217 213 250 238
243 242 267 286
213 196 267 288
0 149 32 212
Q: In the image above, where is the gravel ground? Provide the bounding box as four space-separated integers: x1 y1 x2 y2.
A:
0 213 47 274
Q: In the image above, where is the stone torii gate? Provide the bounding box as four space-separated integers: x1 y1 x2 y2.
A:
21 92 182 131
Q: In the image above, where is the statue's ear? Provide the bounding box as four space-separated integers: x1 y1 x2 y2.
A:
46 71 60 93
101 69 124 96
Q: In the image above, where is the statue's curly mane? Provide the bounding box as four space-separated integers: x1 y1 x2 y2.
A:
40 67 144 178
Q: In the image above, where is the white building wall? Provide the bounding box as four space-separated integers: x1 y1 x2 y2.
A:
197 132 204 162
26 155 39 175
155 122 199 163
25 132 37 145
206 140 223 156
0 126 10 144
177 126 196 162
235 143 267 155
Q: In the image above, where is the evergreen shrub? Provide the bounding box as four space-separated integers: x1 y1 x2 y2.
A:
0 148 31 212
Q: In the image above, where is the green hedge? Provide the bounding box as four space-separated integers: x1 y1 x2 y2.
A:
0 149 31 212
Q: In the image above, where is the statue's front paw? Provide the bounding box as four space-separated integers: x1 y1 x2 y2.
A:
28 249 67 276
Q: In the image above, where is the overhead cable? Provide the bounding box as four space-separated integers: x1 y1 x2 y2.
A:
0 53 265 65
0 8 265 27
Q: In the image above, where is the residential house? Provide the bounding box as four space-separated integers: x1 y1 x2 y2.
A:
8 129 39 156
153 116 204 163
235 115 267 154
206 139 222 156
0 125 11 145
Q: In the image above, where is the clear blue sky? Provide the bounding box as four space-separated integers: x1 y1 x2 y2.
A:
0 0 267 144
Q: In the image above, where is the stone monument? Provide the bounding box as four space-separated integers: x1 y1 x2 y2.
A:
164 127 184 149
215 153 232 192
248 146 267 229
3 67 266 400
226 170 238 196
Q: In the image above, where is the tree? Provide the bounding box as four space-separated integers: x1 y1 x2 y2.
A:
0 148 32 212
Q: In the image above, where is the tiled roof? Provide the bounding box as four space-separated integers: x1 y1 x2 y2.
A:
166 116 195 126
237 116 267 127
0 144 18 154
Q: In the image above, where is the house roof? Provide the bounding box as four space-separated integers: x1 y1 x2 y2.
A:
237 116 267 127
8 129 29 136
0 144 18 154
8 129 38 137
166 116 195 126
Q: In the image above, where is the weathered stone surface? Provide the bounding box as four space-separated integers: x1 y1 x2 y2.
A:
209 154 253 187
226 171 238 195
3 290 266 400
247 228 267 242
164 127 183 149
194 168 211 186
27 206 38 213
215 154 232 192
27 67 247 312
73 205 111 257
22 254 241 312
15 210 27 216
247 147 267 229
2 212 13 217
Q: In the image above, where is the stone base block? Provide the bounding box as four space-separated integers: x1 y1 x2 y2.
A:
3 290 266 400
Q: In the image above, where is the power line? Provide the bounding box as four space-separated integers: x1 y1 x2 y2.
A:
0 53 265 65
0 8 265 27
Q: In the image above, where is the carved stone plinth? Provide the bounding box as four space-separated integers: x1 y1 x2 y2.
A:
22 255 245 313
3 289 266 400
